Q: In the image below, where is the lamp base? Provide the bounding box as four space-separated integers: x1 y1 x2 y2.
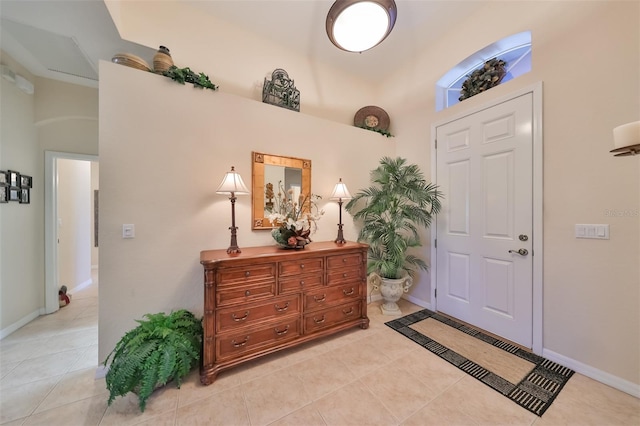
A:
227 246 242 254
335 225 346 244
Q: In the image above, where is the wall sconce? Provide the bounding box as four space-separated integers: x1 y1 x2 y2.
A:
326 0 397 53
330 178 352 244
611 121 640 157
216 166 249 254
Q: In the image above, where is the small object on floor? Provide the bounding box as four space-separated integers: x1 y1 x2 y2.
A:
59 285 72 307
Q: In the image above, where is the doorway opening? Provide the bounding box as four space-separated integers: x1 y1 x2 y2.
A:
45 151 99 314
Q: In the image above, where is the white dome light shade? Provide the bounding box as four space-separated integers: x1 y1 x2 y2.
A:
327 0 397 53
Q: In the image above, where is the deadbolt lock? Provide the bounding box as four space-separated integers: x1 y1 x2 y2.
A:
519 234 528 241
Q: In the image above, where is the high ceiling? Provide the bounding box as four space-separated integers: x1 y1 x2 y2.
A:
0 1 481 88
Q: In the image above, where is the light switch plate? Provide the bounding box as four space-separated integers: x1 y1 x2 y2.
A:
575 224 609 239
122 224 135 239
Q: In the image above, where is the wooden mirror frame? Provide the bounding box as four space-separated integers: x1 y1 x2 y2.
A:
252 151 312 230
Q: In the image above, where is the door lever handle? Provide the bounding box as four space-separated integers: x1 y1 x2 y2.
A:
509 248 528 256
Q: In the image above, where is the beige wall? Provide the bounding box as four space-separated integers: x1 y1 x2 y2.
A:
104 0 380 125
98 61 395 362
0 52 42 331
3 0 638 393
35 77 98 156
57 158 92 292
0 50 98 333
381 1 639 387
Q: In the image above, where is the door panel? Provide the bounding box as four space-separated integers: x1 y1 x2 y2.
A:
448 160 470 235
436 93 533 347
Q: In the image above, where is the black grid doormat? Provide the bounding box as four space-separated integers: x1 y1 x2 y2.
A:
385 309 574 416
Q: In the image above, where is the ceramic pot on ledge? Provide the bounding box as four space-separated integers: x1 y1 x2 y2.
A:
153 46 174 74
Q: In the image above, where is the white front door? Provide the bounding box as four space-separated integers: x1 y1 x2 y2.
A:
435 93 533 348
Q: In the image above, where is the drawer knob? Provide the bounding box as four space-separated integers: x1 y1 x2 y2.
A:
342 258 347 262
300 264 305 269
343 288 355 296
313 294 326 303
245 271 251 277
343 273 348 278
232 311 250 322
274 325 290 336
274 301 290 312
300 280 305 286
342 307 355 316
232 336 250 348
313 315 326 324
245 290 251 296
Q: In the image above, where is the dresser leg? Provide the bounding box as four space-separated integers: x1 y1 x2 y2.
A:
200 368 218 385
360 317 370 329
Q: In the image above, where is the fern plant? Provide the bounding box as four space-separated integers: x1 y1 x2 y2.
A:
345 157 442 279
103 309 203 412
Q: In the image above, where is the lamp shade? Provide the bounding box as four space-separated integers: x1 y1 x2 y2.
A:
330 178 352 201
326 0 397 53
216 166 249 195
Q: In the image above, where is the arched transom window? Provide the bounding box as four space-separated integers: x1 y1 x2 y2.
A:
436 31 532 111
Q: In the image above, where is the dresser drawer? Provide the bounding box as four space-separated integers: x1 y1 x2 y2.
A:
304 301 362 334
279 257 324 277
326 267 363 286
326 253 363 270
216 317 301 360
216 282 276 307
217 264 276 287
216 295 301 333
279 272 324 294
304 283 361 311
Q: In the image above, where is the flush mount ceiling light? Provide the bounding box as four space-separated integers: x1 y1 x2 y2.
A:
326 0 397 53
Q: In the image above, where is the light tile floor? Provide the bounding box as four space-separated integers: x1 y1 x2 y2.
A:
1 273 639 425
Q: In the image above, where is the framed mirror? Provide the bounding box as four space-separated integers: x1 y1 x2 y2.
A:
252 151 311 230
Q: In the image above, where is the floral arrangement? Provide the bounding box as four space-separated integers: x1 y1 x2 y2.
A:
267 181 324 248
459 58 507 101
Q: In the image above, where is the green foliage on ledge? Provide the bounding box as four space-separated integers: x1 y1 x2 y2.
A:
103 309 203 412
163 66 218 90
357 125 394 138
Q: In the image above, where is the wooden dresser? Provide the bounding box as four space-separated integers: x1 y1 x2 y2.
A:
199 241 369 385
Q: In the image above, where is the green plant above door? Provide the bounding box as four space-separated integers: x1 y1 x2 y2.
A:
163 66 218 90
346 156 443 280
103 309 203 412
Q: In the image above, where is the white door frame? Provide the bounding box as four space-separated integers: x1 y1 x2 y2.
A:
430 82 543 355
44 151 99 314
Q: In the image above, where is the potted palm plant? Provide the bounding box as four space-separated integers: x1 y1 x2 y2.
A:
345 157 442 315
103 309 203 412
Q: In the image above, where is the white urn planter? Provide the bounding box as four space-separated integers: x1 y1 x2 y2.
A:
368 272 413 315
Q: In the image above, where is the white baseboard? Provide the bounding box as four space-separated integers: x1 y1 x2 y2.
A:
0 308 44 340
403 294 433 311
542 349 640 398
94 365 108 379
69 278 93 294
